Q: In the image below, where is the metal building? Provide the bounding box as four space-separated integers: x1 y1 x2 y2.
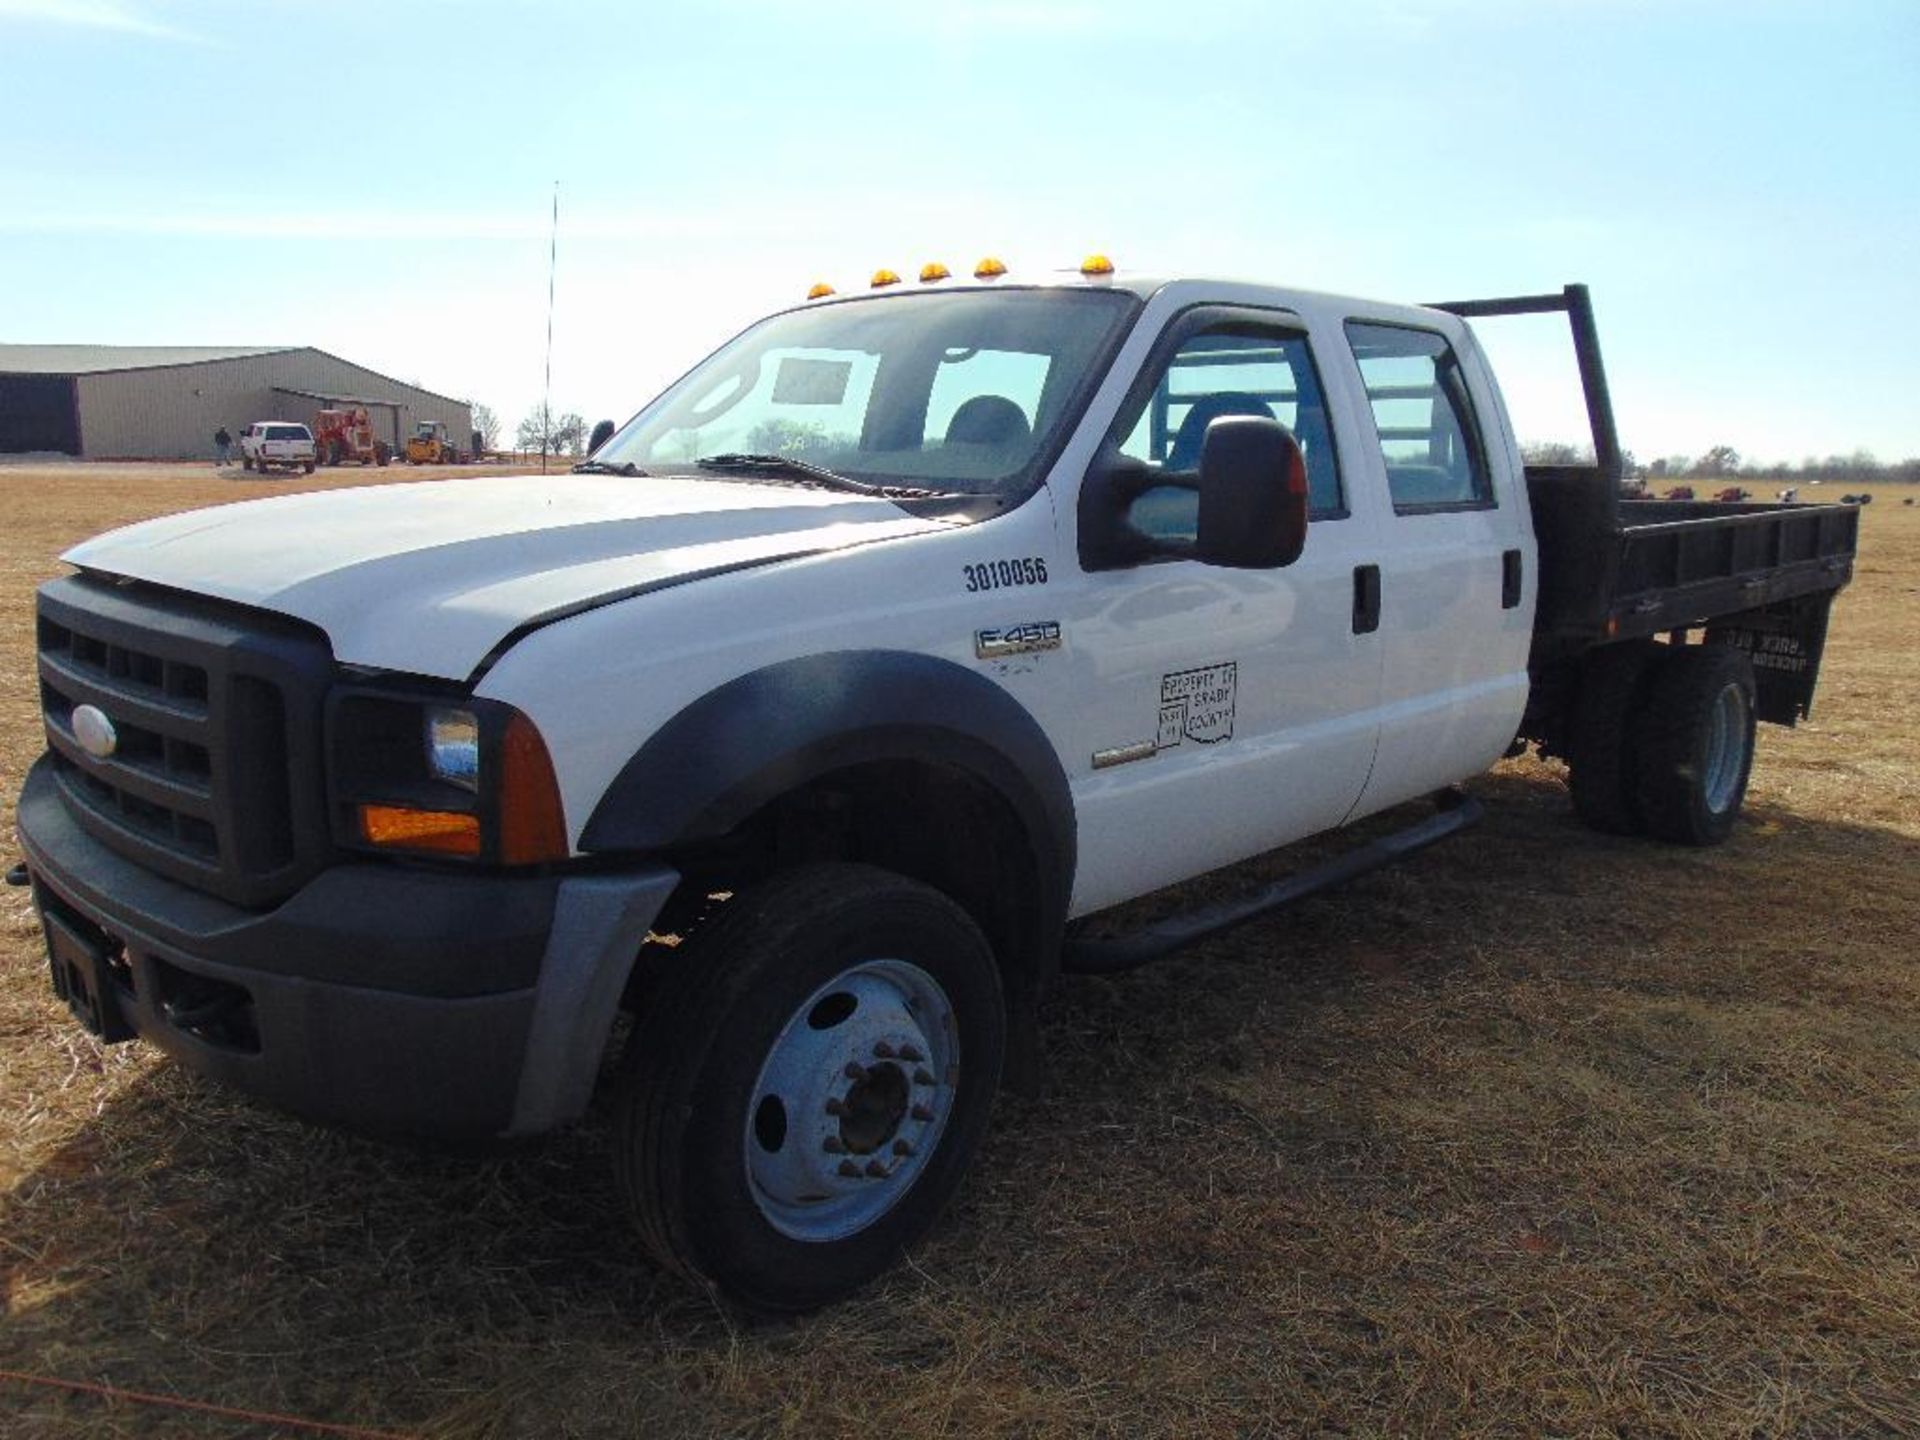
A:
0 344 474 460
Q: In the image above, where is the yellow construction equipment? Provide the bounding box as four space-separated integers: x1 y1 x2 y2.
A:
404 420 466 465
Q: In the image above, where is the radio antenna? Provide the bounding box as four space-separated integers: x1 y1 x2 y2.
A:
541 181 559 475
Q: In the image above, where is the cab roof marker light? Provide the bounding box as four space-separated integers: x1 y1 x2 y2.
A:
1080 253 1115 276
919 262 951 283
807 282 835 299
973 257 1008 279
871 268 901 288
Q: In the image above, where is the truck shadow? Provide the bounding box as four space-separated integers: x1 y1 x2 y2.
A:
4 759 1917 1431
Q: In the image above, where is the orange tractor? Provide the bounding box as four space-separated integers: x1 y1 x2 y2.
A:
313 407 392 467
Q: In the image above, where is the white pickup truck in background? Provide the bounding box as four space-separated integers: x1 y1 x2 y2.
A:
238 420 316 474
18 263 1857 1312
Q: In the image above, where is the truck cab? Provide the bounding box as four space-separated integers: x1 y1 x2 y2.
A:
17 263 1852 1312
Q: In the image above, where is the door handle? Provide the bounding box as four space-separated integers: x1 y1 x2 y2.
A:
1502 548 1523 609
1353 564 1381 634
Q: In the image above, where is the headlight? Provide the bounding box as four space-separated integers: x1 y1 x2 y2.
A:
329 691 567 864
426 707 480 790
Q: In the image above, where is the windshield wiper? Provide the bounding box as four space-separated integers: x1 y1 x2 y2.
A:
693 452 944 499
570 459 647 476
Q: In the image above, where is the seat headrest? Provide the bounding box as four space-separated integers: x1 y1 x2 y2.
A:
944 395 1032 449
1167 392 1275 470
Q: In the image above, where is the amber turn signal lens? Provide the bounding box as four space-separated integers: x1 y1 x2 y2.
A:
807 282 835 299
870 268 901 288
498 711 569 864
919 262 950 282
973 256 1007 279
360 805 481 856
1080 253 1115 275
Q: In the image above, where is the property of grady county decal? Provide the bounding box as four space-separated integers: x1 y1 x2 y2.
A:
1158 662 1238 749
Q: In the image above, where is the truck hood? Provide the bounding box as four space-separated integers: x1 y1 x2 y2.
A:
65 473 949 679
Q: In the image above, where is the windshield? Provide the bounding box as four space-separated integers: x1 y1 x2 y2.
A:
594 288 1139 501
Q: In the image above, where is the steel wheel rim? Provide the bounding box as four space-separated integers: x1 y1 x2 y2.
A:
1702 681 1749 814
743 959 958 1242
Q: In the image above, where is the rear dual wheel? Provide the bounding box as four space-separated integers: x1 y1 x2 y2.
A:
613 863 1005 1313
1632 645 1757 846
1566 640 1657 835
1567 642 1757 846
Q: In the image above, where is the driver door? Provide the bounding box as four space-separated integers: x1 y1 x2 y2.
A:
1061 308 1385 916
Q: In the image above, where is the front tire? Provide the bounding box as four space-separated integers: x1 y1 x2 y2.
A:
613 863 1005 1313
1633 645 1757 845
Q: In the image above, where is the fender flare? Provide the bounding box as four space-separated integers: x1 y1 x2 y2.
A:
579 650 1076 962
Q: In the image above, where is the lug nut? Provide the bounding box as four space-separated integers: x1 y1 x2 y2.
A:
873 1041 896 1059
844 1062 868 1082
898 1044 923 1063
837 1160 862 1179
892 1138 915 1157
913 1068 936 1087
911 1103 935 1122
864 1160 889 1179
823 1136 845 1154
824 1097 848 1117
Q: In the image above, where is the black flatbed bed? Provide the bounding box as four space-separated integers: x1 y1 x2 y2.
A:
1436 286 1858 721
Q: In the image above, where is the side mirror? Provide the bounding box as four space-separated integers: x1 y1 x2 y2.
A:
1196 416 1309 569
587 418 616 455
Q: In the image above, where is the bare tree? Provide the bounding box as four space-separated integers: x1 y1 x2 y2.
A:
471 402 501 452
513 409 586 457
1694 444 1742 477
1521 441 1588 465
513 411 551 453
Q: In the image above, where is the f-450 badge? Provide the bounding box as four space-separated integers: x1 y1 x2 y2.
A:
975 621 1062 659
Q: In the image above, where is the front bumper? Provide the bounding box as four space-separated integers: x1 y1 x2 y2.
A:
16 755 677 1141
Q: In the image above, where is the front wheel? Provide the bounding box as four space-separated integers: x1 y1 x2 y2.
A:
1633 645 1758 845
613 864 1005 1313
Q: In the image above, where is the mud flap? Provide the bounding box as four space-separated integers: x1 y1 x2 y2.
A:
1708 591 1836 726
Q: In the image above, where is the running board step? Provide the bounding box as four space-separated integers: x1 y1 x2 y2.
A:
1060 789 1483 975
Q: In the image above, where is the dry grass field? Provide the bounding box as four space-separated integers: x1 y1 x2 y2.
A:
2 464 1916 1438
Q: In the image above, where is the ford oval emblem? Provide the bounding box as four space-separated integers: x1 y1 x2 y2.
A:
72 704 118 759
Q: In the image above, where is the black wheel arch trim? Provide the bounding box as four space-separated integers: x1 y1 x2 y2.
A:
579 650 1076 972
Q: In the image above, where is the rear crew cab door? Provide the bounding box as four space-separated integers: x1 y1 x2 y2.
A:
1338 316 1532 819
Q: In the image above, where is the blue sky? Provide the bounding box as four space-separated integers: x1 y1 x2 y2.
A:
2 0 1914 464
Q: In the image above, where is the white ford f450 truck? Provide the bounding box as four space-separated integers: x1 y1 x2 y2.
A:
17 265 1857 1310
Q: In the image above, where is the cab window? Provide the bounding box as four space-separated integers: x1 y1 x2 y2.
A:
1109 322 1342 543
1345 322 1492 512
